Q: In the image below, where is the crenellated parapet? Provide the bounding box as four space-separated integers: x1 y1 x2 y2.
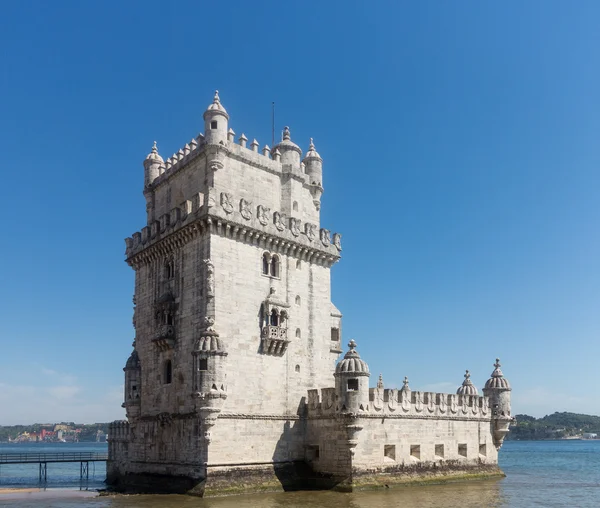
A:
108 420 130 442
306 386 491 420
125 191 342 268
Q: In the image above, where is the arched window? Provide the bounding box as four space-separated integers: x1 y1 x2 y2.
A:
165 260 174 279
295 328 301 338
270 256 279 278
164 360 172 385
296 260 301 270
270 309 279 326
262 253 269 275
293 201 298 212
295 365 300 373
280 310 287 327
295 295 301 306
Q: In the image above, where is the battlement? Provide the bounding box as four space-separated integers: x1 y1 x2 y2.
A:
108 420 130 442
306 387 491 420
147 124 317 191
125 188 342 266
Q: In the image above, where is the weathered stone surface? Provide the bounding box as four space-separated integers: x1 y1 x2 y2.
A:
108 92 513 496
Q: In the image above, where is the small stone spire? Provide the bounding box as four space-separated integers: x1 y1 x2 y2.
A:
403 376 410 390
457 369 478 396
491 358 503 378
151 140 158 154
213 90 221 105
377 373 384 389
282 126 291 141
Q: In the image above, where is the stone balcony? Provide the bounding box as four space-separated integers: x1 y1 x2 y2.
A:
261 326 290 356
152 325 175 351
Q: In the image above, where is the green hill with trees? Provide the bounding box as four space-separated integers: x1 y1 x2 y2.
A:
508 412 600 440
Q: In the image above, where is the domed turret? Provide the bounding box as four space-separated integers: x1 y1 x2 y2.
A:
456 370 478 396
273 126 302 168
303 138 323 186
143 141 164 187
203 90 229 145
124 349 141 370
483 358 512 417
123 349 141 419
484 359 511 390
334 340 370 413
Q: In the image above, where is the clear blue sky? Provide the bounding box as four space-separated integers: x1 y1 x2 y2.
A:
1 1 599 424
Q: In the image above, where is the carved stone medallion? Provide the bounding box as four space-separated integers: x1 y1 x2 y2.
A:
289 217 301 237
240 199 252 220
220 192 233 214
274 212 286 231
333 233 342 251
320 228 330 247
305 223 316 242
257 205 270 226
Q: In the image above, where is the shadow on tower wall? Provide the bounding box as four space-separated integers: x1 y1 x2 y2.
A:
271 398 340 492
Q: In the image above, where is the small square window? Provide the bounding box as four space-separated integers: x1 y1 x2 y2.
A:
347 379 359 391
479 444 487 457
307 445 319 461
458 443 467 458
211 121 218 129
384 444 396 462
435 444 444 459
410 445 420 460
199 359 208 371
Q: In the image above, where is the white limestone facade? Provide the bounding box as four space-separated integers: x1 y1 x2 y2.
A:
107 92 513 496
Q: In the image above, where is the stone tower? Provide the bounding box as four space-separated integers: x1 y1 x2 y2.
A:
108 92 343 494
108 92 513 496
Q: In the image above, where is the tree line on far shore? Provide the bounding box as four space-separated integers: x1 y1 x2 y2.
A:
508 412 600 440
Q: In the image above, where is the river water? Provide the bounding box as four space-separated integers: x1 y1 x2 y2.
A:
1 440 599 507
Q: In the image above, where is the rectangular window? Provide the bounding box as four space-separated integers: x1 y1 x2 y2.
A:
306 445 319 461
410 445 420 460
435 444 444 459
331 328 340 341
347 379 359 391
384 444 396 461
211 121 217 129
458 443 467 458
199 359 208 371
479 444 487 457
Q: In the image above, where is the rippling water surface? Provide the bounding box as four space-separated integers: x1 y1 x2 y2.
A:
2 440 600 507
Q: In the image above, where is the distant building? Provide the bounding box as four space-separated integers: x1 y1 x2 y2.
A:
108 92 514 496
583 433 597 439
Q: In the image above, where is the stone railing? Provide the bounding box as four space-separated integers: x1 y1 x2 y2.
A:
152 325 175 351
260 326 290 356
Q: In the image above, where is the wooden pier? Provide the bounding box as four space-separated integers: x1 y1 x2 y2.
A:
0 452 108 482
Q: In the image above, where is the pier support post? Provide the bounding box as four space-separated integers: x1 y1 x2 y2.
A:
80 461 89 481
39 462 47 483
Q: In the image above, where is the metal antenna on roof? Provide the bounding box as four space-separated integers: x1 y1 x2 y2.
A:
271 102 275 149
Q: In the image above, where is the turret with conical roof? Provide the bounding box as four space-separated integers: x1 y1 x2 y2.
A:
303 138 323 186
273 126 302 168
203 90 229 145
334 340 370 413
483 358 513 449
143 141 164 187
122 349 141 419
483 358 512 418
